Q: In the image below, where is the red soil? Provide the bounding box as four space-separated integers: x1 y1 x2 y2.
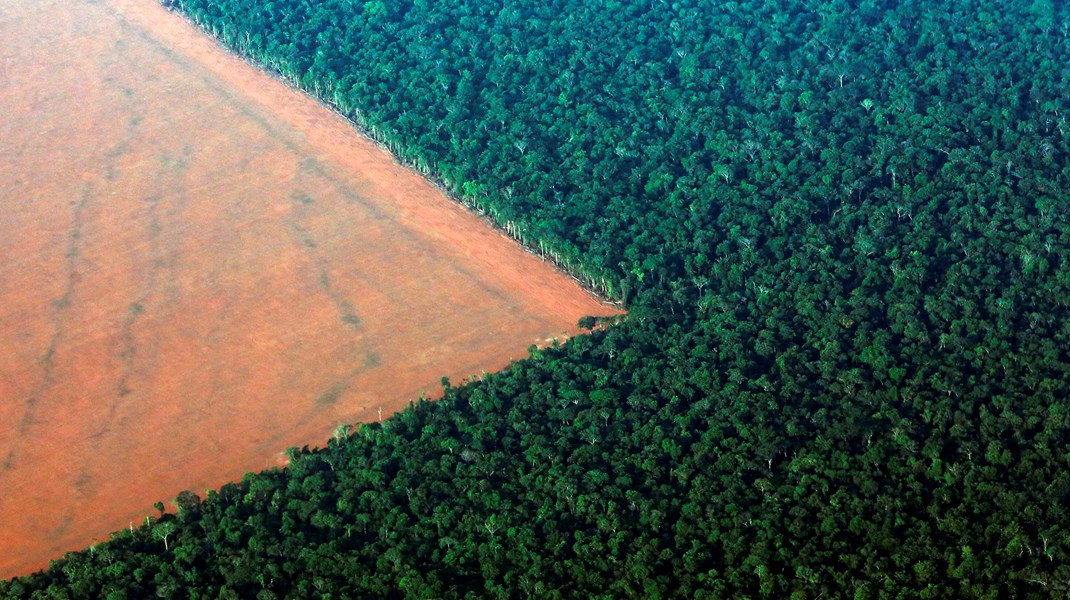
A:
0 0 620 578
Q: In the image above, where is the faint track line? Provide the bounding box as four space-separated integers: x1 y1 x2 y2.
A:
2 184 91 472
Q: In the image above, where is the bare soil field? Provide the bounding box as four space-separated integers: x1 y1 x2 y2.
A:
0 0 619 577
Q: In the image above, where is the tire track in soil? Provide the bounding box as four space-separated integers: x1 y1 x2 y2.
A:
281 154 517 334
280 158 391 432
1 184 92 473
286 220 363 330
93 162 194 441
258 354 383 455
86 34 196 444
282 180 377 426
282 162 418 314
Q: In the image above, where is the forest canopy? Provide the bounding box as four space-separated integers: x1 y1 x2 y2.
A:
4 0 1070 597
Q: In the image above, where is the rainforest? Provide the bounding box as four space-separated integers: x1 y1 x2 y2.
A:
4 0 1069 597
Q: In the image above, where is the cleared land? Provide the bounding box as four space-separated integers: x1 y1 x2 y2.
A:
0 0 619 577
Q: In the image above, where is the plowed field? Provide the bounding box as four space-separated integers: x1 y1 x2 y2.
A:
0 0 619 577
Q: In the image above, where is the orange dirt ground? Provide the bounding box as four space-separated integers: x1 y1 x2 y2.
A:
0 0 620 578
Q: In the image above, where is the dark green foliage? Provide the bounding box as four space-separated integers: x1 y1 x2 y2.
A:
5 0 1069 597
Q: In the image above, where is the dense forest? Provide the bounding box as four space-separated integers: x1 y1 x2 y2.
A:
6 0 1070 597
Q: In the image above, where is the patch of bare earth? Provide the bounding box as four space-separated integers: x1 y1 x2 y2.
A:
0 0 620 577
